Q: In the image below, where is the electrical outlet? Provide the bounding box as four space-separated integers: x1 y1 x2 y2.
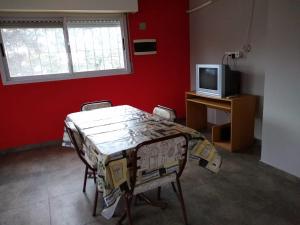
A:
225 51 242 58
235 51 242 58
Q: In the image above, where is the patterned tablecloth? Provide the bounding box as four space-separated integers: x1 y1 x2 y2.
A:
66 105 221 219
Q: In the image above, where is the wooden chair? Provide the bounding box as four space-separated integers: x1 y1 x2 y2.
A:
153 105 176 122
64 121 99 216
117 133 189 225
81 100 112 111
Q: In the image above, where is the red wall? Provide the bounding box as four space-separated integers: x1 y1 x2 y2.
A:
0 0 190 151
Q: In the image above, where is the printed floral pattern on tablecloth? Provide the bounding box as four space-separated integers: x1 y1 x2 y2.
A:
65 105 222 219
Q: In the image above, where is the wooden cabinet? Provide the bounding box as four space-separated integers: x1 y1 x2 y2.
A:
186 91 257 152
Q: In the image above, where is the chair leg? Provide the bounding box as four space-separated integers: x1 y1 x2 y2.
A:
171 182 177 193
93 187 99 217
138 193 167 209
117 211 127 225
125 194 133 225
157 186 161 200
83 165 88 193
93 171 97 184
176 178 188 225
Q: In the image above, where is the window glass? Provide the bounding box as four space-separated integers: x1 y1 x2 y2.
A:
68 23 125 72
1 28 69 77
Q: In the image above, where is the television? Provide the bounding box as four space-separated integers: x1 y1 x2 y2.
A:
195 64 241 98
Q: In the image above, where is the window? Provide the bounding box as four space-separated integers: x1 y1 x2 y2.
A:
0 15 130 85
1 27 69 77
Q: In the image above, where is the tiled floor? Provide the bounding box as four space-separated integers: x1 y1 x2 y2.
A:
0 144 299 225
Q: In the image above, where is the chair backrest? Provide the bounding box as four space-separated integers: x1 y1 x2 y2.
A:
64 120 94 170
153 105 176 122
81 100 112 111
131 133 188 189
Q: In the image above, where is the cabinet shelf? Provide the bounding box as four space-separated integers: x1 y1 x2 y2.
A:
212 123 231 151
187 98 231 111
213 141 232 150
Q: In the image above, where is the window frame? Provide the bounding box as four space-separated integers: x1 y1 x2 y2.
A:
0 13 131 85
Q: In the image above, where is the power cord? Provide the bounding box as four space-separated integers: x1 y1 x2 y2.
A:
221 54 228 65
221 53 237 67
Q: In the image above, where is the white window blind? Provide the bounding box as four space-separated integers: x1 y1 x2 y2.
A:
0 0 138 13
0 17 63 27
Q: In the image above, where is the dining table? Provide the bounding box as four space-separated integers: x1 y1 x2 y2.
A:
64 105 221 219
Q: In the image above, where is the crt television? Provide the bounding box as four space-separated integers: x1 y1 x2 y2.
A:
195 64 241 98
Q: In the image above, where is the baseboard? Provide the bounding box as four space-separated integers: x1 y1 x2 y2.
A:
0 140 62 156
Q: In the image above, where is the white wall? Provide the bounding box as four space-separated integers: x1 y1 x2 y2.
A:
0 0 138 13
189 0 268 139
261 0 300 178
190 0 300 177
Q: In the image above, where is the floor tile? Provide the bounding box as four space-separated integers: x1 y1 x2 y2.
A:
0 145 299 225
0 200 50 225
49 190 98 225
0 175 49 213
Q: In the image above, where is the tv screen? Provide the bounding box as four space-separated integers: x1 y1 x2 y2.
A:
199 68 218 90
